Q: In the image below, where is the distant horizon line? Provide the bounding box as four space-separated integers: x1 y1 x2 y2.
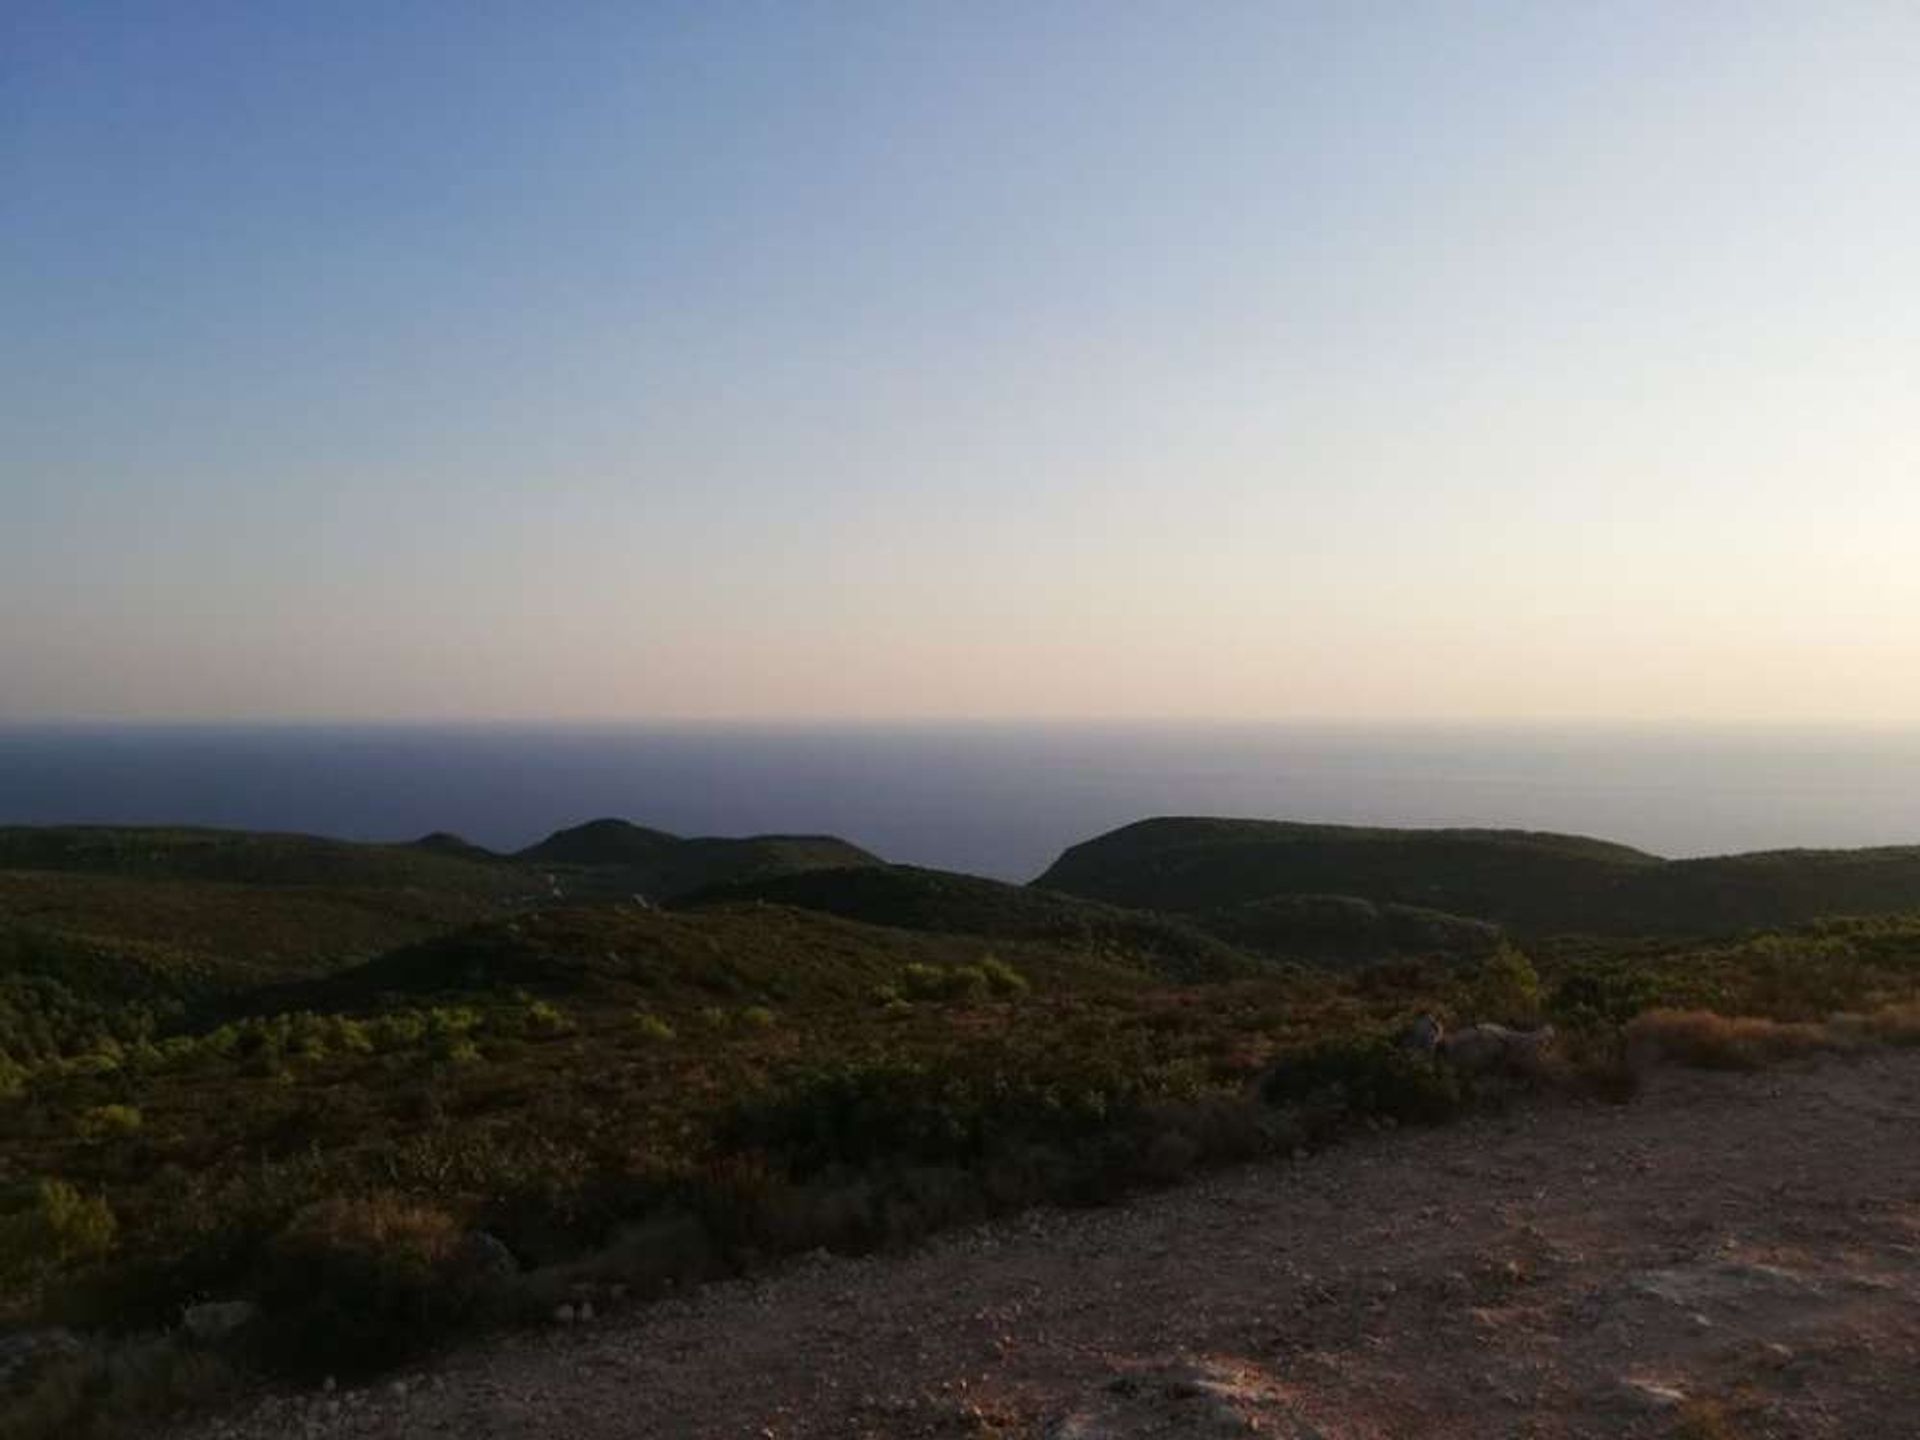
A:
9 716 1920 734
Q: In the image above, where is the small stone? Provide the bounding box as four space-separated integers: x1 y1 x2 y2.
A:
1620 1378 1687 1411
321 1375 337 1394
389 1379 408 1398
1760 1342 1795 1370
576 1300 595 1322
554 1304 577 1324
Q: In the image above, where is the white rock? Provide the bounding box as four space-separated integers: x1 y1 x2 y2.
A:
1620 1378 1687 1411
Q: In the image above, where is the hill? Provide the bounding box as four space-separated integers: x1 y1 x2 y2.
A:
1035 817 1920 936
269 899 1163 1014
1193 893 1505 966
675 864 1268 982
0 820 882 1017
515 818 882 902
0 825 524 896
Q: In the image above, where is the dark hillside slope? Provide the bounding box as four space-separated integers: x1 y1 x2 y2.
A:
1037 819 1656 923
676 865 1268 982
1194 893 1505 966
1036 817 1920 936
272 901 1157 1013
516 819 881 902
515 818 681 866
0 825 524 897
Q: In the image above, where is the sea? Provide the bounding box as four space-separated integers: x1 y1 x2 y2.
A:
4 723 1920 882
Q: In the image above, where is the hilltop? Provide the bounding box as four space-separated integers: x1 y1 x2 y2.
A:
1036 816 1920 936
515 818 881 903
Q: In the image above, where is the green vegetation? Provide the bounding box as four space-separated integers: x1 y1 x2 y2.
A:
515 817 881 903
1036 816 1920 937
679 863 1266 981
7 816 1920 1434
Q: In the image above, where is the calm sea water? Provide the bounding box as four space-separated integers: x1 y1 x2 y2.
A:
4 724 1920 882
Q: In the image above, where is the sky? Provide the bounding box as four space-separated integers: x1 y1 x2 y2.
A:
3 2 1917 724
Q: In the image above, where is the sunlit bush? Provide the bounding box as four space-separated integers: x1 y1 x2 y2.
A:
75 1104 142 1140
0 1178 117 1285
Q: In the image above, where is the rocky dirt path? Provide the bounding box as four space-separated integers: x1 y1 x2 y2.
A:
195 1052 1920 1439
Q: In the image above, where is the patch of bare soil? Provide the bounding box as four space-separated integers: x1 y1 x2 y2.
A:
191 1052 1920 1439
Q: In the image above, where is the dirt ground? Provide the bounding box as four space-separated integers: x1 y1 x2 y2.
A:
190 1050 1920 1439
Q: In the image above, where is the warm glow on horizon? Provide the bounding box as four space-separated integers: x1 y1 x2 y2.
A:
6 3 1918 724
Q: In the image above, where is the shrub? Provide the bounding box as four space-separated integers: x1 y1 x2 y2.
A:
1547 966 1665 1031
369 1011 426 1051
0 1334 235 1440
254 1193 503 1377
898 964 947 1001
899 963 990 1003
1459 943 1542 1025
0 1179 118 1285
1624 1009 1831 1070
631 1012 677 1042
1260 1036 1461 1129
739 1006 777 1030
1674 1397 1745 1440
978 956 1030 997
75 1104 142 1140
523 1000 573 1037
331 1017 374 1055
1554 1028 1642 1104
1851 1001 1920 1046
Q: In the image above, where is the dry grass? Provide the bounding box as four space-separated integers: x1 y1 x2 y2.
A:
1627 999 1920 1073
1831 1001 1920 1046
277 1192 463 1259
1626 1009 1835 1071
1673 1395 1747 1440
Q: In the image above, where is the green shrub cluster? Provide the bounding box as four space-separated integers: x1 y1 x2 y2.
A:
1259 1035 1462 1131
896 958 1028 1003
0 1179 118 1288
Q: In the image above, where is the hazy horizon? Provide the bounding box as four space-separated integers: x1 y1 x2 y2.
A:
7 3 1918 724
12 720 1920 880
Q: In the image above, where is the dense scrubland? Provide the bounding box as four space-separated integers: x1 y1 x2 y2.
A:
8 816 1920 1436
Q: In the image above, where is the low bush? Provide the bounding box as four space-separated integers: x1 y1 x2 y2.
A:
74 1104 142 1140
1259 1035 1462 1130
1624 1009 1831 1071
0 1179 118 1287
631 1011 677 1042
1850 1001 1920 1045
978 956 1030 996
0 1334 236 1440
251 1193 508 1377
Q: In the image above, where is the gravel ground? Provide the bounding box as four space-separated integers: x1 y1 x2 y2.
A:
187 1051 1920 1439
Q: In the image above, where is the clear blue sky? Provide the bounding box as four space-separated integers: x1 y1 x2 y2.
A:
5 2 1917 722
